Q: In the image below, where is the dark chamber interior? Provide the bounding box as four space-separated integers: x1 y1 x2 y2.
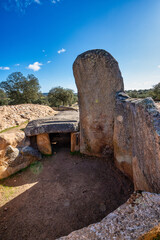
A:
49 133 71 151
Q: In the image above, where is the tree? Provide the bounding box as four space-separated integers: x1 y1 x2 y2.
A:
126 88 154 99
22 74 41 103
33 93 49 105
153 82 160 100
0 89 8 106
48 87 77 107
0 72 41 104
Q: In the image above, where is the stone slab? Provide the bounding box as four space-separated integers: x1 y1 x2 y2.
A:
57 192 160 240
114 94 160 193
37 133 52 155
25 111 79 137
71 132 80 152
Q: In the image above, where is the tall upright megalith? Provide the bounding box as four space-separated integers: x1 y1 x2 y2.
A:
73 49 124 157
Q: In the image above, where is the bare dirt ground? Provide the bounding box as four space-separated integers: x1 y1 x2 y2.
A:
0 147 133 240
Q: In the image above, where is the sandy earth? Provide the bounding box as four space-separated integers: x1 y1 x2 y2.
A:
0 148 133 240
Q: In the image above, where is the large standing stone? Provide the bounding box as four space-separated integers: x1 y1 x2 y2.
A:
114 95 160 193
113 93 133 180
73 49 124 156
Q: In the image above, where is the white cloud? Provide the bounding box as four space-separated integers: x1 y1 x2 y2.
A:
28 62 42 71
0 66 10 70
158 65 160 68
15 64 20 66
34 0 41 4
51 0 60 3
1 0 61 13
47 61 52 64
58 48 66 54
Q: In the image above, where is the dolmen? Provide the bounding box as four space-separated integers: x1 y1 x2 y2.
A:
25 111 80 155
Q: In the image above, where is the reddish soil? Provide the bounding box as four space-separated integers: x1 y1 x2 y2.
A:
0 148 133 240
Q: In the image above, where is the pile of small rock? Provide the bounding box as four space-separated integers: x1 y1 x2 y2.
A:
0 104 56 132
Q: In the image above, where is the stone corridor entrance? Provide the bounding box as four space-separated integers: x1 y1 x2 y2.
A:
50 132 71 150
25 110 80 155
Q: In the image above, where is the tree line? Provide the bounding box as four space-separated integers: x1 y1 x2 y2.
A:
0 72 78 107
1 72 160 106
126 84 160 101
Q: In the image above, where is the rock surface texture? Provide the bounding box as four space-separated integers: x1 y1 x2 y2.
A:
0 131 25 159
114 94 160 193
0 104 56 132
37 133 52 155
138 224 160 240
71 132 80 152
57 192 160 240
25 110 79 136
0 146 41 179
73 49 124 156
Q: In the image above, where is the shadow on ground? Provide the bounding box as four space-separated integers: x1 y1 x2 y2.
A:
0 148 133 240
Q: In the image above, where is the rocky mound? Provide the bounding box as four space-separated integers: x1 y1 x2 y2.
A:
0 104 56 132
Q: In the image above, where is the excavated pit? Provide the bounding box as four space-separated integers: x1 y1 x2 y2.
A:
0 148 133 240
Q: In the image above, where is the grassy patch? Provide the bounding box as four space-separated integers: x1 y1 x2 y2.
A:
70 151 83 157
42 153 52 157
0 125 19 133
0 120 29 133
30 161 43 175
0 185 14 200
20 128 26 132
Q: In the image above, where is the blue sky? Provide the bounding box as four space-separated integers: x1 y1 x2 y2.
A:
0 0 160 92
